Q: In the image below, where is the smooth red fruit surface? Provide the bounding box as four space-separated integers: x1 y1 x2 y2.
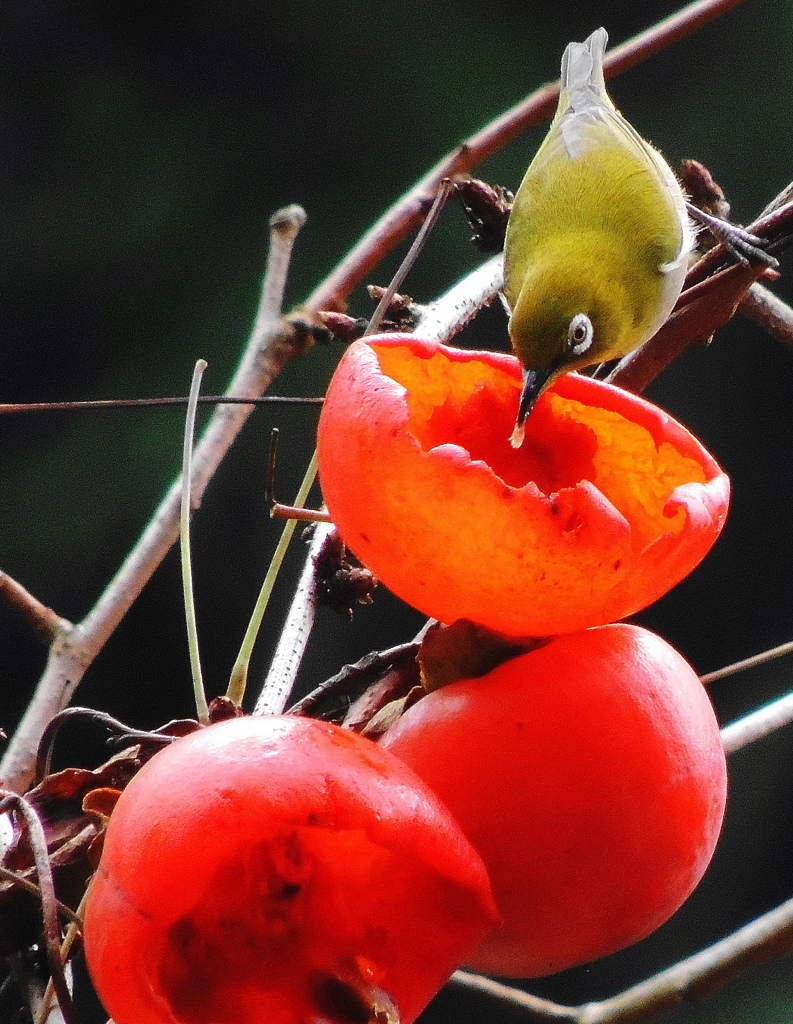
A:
83 715 497 1024
381 624 727 977
317 336 729 637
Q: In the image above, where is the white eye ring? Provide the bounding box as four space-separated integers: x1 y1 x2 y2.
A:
567 313 593 357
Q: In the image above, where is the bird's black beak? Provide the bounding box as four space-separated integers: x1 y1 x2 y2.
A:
509 365 556 448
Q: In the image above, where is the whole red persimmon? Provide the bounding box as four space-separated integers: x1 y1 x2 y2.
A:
381 624 727 977
83 715 497 1024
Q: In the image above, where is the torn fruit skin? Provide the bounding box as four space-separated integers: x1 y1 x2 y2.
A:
317 335 730 638
83 715 497 1024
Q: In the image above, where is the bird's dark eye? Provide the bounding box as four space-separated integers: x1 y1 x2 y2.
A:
567 314 593 356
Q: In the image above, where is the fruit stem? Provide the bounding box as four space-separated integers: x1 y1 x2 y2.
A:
181 359 210 725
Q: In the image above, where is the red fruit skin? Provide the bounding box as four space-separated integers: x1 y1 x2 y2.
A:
83 715 497 1024
317 335 730 637
381 624 727 977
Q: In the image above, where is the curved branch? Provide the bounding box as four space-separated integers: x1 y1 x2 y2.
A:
303 0 750 315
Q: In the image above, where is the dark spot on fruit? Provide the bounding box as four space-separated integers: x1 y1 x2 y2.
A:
613 559 622 571
277 882 302 900
311 973 373 1024
169 917 198 954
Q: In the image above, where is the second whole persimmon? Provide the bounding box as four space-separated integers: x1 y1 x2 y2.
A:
381 624 727 977
83 714 497 1024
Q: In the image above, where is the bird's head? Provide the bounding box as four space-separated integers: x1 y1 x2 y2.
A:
507 261 620 446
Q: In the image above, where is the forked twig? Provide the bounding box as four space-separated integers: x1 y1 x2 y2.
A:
1 206 308 794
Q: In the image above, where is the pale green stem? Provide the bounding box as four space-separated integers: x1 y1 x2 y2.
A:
227 449 319 706
181 360 210 725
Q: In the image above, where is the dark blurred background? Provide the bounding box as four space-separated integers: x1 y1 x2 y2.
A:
1 0 793 1020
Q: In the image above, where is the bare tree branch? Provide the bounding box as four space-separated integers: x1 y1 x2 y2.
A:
453 893 793 1024
739 282 793 350
0 572 71 645
1 206 309 794
303 0 751 315
254 521 336 715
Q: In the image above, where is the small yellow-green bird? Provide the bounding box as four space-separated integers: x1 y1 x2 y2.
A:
503 28 692 447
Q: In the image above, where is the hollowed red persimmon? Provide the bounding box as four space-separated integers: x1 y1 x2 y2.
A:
317 336 729 637
381 624 727 977
83 715 497 1024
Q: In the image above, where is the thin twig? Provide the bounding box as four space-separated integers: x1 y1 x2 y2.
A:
1 206 308 795
227 449 321 706
35 888 89 1024
365 179 454 336
453 893 793 1024
721 691 793 754
0 395 323 415
266 429 332 523
739 282 793 350
0 792 75 1024
286 636 428 718
0 865 82 926
303 0 751 315
0 572 72 645
701 638 793 684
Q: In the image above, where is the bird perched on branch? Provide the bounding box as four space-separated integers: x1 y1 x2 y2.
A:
503 28 777 447
503 27 693 447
